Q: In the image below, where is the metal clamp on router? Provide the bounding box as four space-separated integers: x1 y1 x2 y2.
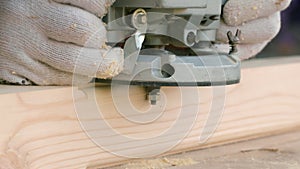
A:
97 0 241 105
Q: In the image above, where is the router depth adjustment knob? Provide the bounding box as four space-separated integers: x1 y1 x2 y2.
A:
131 9 148 30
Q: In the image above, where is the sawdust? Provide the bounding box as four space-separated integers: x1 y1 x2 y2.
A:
275 0 286 6
70 23 77 29
29 16 39 19
252 6 258 10
120 157 198 169
101 43 109 50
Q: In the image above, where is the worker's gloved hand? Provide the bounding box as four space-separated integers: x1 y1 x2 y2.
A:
217 0 291 60
0 0 124 85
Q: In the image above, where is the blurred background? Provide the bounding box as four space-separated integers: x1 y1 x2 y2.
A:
258 0 300 57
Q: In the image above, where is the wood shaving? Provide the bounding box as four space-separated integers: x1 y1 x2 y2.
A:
252 6 258 10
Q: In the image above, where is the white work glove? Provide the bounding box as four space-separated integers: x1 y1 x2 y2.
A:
217 0 291 60
0 0 124 85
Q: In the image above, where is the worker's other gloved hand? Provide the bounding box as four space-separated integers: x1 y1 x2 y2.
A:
0 0 124 85
217 0 291 60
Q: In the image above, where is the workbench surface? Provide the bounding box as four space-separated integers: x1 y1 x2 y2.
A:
113 130 300 169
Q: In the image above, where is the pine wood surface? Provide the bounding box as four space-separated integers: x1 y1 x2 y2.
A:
0 56 299 169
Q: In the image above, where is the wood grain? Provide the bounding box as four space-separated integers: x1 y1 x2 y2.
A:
0 57 300 169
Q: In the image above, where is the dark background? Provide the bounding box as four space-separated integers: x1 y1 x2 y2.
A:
258 0 300 58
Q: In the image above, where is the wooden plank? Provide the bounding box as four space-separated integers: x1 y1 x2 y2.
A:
0 56 300 169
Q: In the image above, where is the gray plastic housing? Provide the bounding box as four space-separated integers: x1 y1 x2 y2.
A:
99 0 240 87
